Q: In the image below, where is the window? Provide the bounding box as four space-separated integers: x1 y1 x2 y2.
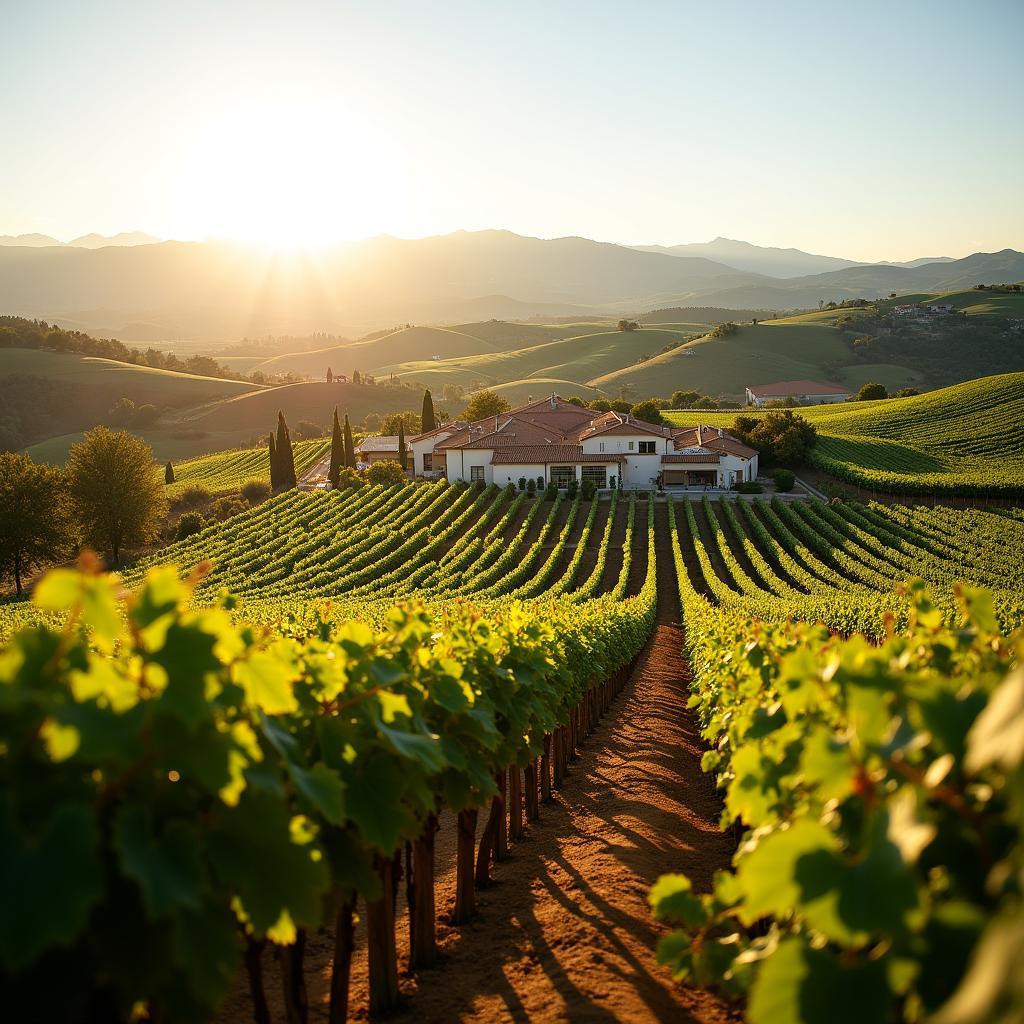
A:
550 465 575 488
470 466 485 482
581 466 607 488
423 453 433 472
638 441 656 454
628 441 634 451
599 442 605 453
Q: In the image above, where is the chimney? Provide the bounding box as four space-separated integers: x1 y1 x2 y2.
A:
550 393 557 409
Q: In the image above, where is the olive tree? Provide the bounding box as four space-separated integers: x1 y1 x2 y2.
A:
0 452 73 596
66 427 167 567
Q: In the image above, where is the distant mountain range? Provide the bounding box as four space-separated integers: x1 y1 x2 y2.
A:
632 237 956 278
0 231 161 248
0 229 1019 341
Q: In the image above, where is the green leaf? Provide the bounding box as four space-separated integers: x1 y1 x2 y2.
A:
113 804 203 918
649 874 704 926
965 667 1024 773
291 763 346 826
234 646 299 715
0 800 104 970
749 937 890 1024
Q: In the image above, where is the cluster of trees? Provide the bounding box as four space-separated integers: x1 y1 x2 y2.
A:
0 316 266 384
731 409 817 466
107 397 160 428
616 319 639 332
0 429 169 593
851 382 920 402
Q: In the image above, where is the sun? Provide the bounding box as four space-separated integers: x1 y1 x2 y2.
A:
174 99 409 248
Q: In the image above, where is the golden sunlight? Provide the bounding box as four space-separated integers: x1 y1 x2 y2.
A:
174 99 410 247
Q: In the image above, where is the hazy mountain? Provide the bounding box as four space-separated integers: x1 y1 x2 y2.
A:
67 231 162 248
0 233 63 247
633 238 863 278
633 237 959 278
0 230 1018 340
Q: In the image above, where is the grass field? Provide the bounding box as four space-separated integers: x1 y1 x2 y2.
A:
876 287 1024 318
590 322 851 397
2 348 261 407
666 371 1024 495
382 327 698 389
28 381 440 463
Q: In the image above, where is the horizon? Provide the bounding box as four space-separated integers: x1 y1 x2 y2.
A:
2 0 1022 262
0 226 1018 266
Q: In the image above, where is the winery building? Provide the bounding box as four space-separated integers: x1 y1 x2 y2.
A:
409 395 758 490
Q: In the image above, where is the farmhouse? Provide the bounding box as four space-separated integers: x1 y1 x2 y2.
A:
745 380 850 407
409 395 758 489
354 436 412 470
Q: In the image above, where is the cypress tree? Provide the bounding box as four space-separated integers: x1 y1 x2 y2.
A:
327 367 333 383
397 418 407 473
353 369 361 385
329 407 343 487
164 460 175 484
276 412 297 488
268 433 279 490
343 413 356 469
421 389 436 433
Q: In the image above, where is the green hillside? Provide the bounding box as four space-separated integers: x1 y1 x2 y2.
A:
165 437 331 495
1 348 260 408
875 286 1024 318
666 372 1024 496
254 325 499 378
28 381 438 463
590 322 853 397
465 378 606 406
385 327 698 390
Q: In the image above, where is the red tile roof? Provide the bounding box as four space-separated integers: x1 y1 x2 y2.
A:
672 425 758 458
746 380 849 397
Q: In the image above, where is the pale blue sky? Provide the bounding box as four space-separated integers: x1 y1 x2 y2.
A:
1 0 1021 260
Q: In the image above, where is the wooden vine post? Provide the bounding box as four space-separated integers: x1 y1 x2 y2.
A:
453 808 478 922
410 816 439 969
328 894 356 1024
365 855 399 1014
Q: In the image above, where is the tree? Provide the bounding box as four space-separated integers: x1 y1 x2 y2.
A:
175 511 205 539
587 398 611 412
276 412 297 489
630 399 664 425
268 432 279 490
66 427 167 567
353 369 361 385
564 395 587 407
327 367 333 384
380 412 421 436
240 479 271 505
609 399 632 413
731 410 817 467
343 413 356 469
329 408 343 487
397 419 407 472
421 389 436 433
0 453 73 596
854 382 888 402
366 460 408 486
671 390 700 409
617 319 639 331
464 390 511 421
165 461 175 484
894 387 920 398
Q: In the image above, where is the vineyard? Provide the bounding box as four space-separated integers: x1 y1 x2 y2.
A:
1 482 1021 1023
165 438 331 496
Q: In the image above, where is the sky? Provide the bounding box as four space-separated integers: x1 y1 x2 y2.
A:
1 0 1022 262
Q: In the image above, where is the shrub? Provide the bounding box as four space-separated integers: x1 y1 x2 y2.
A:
771 468 796 492
366 460 408 487
527 478 536 494
581 479 596 501
175 510 205 539
630 399 664 425
212 497 247 521
735 481 764 494
518 477 527 491
544 482 558 501
609 475 617 489
239 479 271 505
853 382 888 401
567 478 579 499
171 484 212 511
732 410 817 466
505 481 517 497
334 467 363 490
536 476 544 490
